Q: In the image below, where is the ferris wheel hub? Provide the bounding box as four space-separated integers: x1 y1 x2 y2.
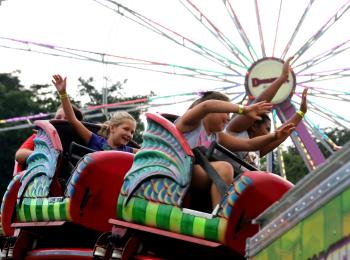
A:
245 57 296 104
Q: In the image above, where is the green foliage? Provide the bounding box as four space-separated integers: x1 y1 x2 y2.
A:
282 146 309 184
0 72 44 199
273 128 350 184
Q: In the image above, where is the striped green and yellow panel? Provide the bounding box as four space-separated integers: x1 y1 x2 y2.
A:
118 196 227 243
16 198 71 222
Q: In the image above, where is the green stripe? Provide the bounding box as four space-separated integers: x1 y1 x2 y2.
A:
117 196 124 219
180 214 195 236
35 199 44 221
156 204 172 230
192 217 206 238
169 207 182 233
204 217 220 241
132 198 148 224
145 201 159 227
53 203 60 219
122 198 135 222
30 199 37 221
48 203 55 220
17 204 25 221
23 199 32 222
59 201 67 220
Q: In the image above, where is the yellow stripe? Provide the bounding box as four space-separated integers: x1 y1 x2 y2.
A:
169 207 182 233
30 199 37 221
145 202 159 227
53 202 60 219
65 199 71 221
18 205 26 221
42 199 49 221
192 217 206 238
122 198 135 222
218 218 228 243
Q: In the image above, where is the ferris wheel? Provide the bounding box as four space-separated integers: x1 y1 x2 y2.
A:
0 0 349 177
89 0 350 175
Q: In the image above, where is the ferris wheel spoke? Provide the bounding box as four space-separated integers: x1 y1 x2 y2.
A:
292 99 349 127
229 92 246 103
305 93 350 102
214 84 244 92
272 0 283 57
0 36 101 63
294 39 350 73
107 61 243 83
223 0 259 61
280 0 316 60
95 0 245 75
297 67 350 83
296 84 350 102
0 42 92 63
179 0 251 67
254 0 267 57
292 0 350 64
3 36 243 83
303 116 338 154
298 83 350 95
304 88 350 102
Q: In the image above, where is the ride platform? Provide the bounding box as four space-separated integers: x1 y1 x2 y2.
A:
246 141 350 259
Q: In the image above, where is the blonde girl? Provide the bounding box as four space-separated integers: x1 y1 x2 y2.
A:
52 74 137 153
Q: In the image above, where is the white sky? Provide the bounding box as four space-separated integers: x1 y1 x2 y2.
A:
0 0 349 127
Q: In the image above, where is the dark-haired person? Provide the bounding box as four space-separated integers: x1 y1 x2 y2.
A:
226 88 308 172
175 91 294 209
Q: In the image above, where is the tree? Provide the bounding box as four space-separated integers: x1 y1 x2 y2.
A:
0 72 45 198
270 128 350 184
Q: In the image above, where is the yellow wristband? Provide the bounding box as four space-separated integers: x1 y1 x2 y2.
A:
296 110 305 118
238 104 245 114
59 92 68 100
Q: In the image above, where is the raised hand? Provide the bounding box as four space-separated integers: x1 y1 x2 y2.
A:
299 87 308 113
244 101 273 120
281 56 294 82
275 123 295 140
52 74 67 94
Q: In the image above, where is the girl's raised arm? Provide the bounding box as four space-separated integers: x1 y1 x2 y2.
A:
176 99 272 133
52 74 92 144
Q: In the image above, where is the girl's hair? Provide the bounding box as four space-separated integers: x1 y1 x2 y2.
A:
189 91 230 109
98 111 136 138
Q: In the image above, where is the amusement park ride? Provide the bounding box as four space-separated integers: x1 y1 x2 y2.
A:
0 0 350 259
